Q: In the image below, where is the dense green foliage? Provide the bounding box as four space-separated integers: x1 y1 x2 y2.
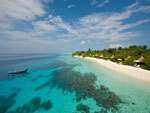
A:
72 45 150 70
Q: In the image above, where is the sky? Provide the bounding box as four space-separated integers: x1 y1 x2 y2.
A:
0 0 150 53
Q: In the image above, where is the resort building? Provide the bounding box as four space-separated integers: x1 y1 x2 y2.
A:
134 56 144 66
100 55 104 58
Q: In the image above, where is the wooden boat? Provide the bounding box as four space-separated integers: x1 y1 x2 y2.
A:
9 68 28 74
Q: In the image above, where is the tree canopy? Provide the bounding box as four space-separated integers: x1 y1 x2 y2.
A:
72 45 150 70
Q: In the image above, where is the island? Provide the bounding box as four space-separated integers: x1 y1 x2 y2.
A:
72 45 150 82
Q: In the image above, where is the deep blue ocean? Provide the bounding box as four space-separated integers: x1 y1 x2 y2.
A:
0 53 150 113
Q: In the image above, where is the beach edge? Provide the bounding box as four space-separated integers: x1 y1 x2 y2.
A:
73 55 150 82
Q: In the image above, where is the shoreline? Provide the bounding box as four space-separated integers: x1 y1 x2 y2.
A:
73 55 150 82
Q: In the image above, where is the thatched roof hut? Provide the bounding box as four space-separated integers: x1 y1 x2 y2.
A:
134 56 144 63
100 55 104 58
94 54 99 58
134 56 144 66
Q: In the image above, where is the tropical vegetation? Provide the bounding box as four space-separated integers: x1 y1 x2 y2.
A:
72 45 150 70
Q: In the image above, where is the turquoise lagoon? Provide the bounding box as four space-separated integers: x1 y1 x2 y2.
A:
0 54 150 113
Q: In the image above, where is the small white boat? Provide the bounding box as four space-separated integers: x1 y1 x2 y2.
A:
9 68 28 74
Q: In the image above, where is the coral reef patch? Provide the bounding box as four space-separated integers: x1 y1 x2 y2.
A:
50 67 122 112
9 97 52 113
0 93 17 113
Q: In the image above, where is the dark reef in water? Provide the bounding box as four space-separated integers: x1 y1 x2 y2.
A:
34 62 123 112
0 93 17 113
76 104 90 113
94 109 108 113
9 97 52 113
31 75 44 82
50 67 122 112
11 87 22 92
35 80 51 91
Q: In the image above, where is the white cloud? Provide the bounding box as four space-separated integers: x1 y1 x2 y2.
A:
48 15 53 18
32 21 57 32
0 2 150 53
68 5 75 9
49 15 77 34
0 0 45 21
46 2 150 42
0 29 71 51
49 15 63 23
97 0 109 8
127 2 139 9
0 0 46 31
1 2 150 43
91 0 109 8
80 40 91 45
109 44 132 48
80 40 86 45
0 0 75 53
109 44 123 48
74 3 150 42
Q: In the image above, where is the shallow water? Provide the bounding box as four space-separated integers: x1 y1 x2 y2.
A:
0 54 150 113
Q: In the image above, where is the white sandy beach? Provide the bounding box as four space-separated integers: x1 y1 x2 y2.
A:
73 55 150 82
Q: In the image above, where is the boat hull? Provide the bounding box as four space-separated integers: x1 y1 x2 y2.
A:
9 69 28 74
